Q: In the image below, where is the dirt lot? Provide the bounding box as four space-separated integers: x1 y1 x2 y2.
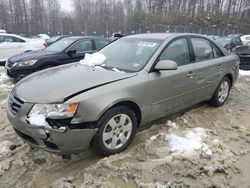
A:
0 67 250 188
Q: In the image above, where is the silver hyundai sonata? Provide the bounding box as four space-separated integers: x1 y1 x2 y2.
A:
6 33 239 156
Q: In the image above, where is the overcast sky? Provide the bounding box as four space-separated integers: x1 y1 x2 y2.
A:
59 0 74 11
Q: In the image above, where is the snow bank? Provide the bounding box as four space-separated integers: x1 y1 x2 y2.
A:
239 70 250 76
28 115 49 126
166 128 212 156
0 73 11 85
79 52 107 66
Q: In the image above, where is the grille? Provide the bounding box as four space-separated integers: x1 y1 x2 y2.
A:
8 92 24 115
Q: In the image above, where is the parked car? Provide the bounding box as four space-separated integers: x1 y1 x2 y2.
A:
235 41 250 70
0 33 46 66
7 33 239 157
37 34 50 40
215 36 243 51
240 35 250 45
45 35 69 46
5 36 111 79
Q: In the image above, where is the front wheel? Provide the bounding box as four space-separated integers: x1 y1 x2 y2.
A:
210 77 231 107
93 106 137 156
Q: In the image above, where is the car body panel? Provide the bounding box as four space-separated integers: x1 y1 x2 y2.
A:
13 63 138 103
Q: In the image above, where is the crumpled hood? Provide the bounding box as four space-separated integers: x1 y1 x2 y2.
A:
13 63 137 103
8 50 57 62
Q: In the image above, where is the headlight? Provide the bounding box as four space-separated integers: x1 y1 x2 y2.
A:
15 59 38 67
28 103 78 119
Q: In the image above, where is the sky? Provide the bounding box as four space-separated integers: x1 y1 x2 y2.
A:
59 0 74 11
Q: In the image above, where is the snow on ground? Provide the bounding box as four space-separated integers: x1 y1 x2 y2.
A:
0 72 12 85
166 127 212 157
239 69 250 76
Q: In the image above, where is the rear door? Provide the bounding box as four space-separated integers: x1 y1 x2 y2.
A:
189 37 225 102
148 37 197 119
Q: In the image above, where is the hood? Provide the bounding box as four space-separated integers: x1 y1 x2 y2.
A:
8 50 57 62
13 63 137 103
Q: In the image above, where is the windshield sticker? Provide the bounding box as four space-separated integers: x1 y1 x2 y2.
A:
138 42 157 48
133 63 141 67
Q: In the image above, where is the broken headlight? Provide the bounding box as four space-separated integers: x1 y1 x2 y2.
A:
28 103 78 119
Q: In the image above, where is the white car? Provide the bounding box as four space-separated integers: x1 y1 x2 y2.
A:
37 34 50 40
0 33 46 65
240 35 250 45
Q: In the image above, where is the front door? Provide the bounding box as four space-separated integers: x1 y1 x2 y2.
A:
147 37 196 119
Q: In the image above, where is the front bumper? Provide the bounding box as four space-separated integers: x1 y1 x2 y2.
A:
6 99 98 155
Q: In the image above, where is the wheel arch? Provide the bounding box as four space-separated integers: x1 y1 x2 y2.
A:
98 100 142 127
224 73 233 87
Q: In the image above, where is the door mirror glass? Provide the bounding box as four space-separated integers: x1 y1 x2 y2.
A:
154 60 178 71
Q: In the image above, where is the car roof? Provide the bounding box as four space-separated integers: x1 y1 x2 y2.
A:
64 36 109 41
124 33 207 40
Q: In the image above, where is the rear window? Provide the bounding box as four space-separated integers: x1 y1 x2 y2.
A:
211 43 224 58
191 38 213 62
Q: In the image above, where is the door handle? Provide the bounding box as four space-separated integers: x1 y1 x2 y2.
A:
187 72 195 78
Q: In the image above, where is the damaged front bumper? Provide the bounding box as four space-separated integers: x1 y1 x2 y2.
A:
7 102 98 155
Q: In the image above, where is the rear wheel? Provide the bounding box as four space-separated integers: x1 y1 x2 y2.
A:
210 77 231 107
93 106 137 156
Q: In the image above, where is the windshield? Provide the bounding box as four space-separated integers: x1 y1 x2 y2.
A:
46 38 76 52
99 38 162 72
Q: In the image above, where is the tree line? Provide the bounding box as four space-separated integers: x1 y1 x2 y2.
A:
0 0 250 36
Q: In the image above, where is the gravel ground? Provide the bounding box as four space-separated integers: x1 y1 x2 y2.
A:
0 67 250 188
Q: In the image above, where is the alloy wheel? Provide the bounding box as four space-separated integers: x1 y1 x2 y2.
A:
102 114 133 150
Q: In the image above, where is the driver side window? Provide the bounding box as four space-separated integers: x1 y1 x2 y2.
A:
70 40 92 53
159 38 190 66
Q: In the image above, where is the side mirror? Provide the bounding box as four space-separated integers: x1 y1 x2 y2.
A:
154 60 178 71
230 42 237 48
67 50 77 56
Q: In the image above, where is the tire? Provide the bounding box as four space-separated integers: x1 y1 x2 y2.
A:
210 77 231 107
93 106 137 156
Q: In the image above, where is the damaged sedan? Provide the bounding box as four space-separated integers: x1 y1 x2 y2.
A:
6 33 239 157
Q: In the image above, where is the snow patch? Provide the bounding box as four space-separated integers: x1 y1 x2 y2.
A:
165 120 178 128
239 70 250 76
79 52 107 66
166 128 212 156
28 115 49 126
0 73 11 85
0 141 12 154
112 67 125 73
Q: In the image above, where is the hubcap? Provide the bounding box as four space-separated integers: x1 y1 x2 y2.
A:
102 114 133 150
218 81 229 103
